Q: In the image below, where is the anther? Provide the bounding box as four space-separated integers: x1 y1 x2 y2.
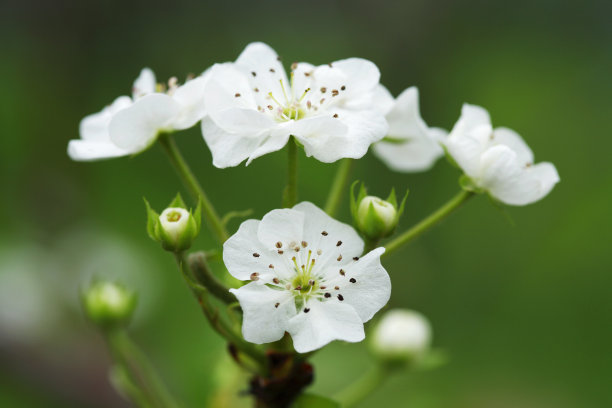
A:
333 113 338 118
254 88 259 92
337 294 344 301
276 241 283 248
251 71 257 77
267 105 273 110
304 72 310 77
273 277 280 284
291 62 298 70
317 249 322 255
341 85 346 91
324 293 331 298
307 101 312 108
337 255 343 261
304 308 310 313
353 256 360 261
339 269 345 276
336 240 342 246
308 279 315 286
269 264 274 269
321 231 328 236
250 273 259 281
332 89 339 96
349 278 357 283
328 63 333 67
301 241 308 247
235 93 241 97
269 68 276 73
278 250 284 254
320 98 326 104
294 247 300 252
275 302 280 308
320 285 327 290
295 285 302 291
320 87 327 93
253 253 260 257
334 286 340 290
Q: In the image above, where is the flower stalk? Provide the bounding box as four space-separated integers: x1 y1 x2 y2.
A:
383 190 475 257
333 365 389 408
158 133 229 244
324 158 354 217
282 138 299 208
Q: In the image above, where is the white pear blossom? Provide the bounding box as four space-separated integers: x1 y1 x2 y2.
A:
444 104 560 206
224 202 391 353
371 309 431 360
201 42 389 168
68 68 209 161
372 86 446 172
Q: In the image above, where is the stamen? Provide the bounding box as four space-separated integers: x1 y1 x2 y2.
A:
321 231 328 236
273 277 280 284
317 249 322 255
301 241 308 248
278 79 289 104
308 279 315 286
292 257 300 271
235 93 241 97
337 255 343 261
337 294 344 301
341 85 346 91
332 89 339 97
269 68 276 73
353 256 360 261
295 285 302 291
320 285 327 290
298 88 311 103
333 113 339 118
304 308 310 313
291 62 298 70
307 101 312 109
276 242 283 248
254 88 259 92
320 98 326 104
349 278 357 283
277 250 284 254
253 253 260 258
275 302 280 308
267 92 282 107
339 269 345 276
334 286 340 290
324 293 331 298
321 87 327 93
251 71 257 77
250 273 259 281
268 264 274 269
267 105 274 110
336 240 343 247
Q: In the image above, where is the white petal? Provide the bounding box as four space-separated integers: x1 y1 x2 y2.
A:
79 96 133 141
257 208 305 250
373 137 443 172
246 131 291 165
315 58 380 100
327 109 388 161
203 63 259 114
201 116 269 168
67 140 130 161
491 127 534 165
322 247 390 322
292 202 364 268
132 68 156 99
480 146 559 205
230 283 296 344
288 299 365 353
284 116 347 161
234 42 289 103
171 74 210 129
445 122 493 178
457 103 491 130
223 219 282 282
109 94 181 152
371 84 395 115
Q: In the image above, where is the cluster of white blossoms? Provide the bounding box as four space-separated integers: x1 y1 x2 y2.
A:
71 41 560 354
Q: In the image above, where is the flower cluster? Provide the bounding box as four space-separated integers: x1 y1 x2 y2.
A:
73 41 560 360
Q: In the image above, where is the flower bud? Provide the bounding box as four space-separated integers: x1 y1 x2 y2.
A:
371 309 431 363
82 281 136 329
145 194 201 252
350 182 407 241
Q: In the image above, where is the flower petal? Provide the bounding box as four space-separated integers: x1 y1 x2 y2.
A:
292 202 364 268
234 42 289 104
322 247 390 322
371 84 395 115
79 96 133 141
288 298 365 353
132 68 156 99
171 72 211 130
257 208 305 251
223 219 282 282
67 140 130 161
204 63 259 114
491 127 534 165
230 283 296 344
109 94 181 152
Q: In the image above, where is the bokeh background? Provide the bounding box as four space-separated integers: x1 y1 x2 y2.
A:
1 0 611 407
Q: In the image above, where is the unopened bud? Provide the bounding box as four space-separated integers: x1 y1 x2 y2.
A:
82 281 136 329
350 182 408 241
145 194 201 252
371 309 431 362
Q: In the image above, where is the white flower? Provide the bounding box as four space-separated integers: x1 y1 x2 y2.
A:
68 68 209 161
371 309 431 360
224 202 391 353
201 42 389 168
372 86 446 172
444 104 560 205
159 207 191 244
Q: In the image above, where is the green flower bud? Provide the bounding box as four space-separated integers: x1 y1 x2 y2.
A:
370 309 431 364
350 181 408 241
82 281 136 329
145 193 201 252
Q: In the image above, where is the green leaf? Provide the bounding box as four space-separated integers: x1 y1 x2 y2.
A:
168 192 187 209
292 393 340 408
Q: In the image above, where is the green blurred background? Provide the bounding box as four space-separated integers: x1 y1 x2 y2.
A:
1 0 610 406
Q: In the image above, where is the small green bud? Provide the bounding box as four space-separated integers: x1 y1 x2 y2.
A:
82 281 136 329
370 309 431 364
350 181 408 241
145 193 201 252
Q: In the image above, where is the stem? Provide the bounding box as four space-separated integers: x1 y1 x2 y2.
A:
187 252 236 304
158 134 229 244
384 190 475 257
324 159 353 217
282 138 298 208
334 365 388 408
174 254 267 368
106 330 181 408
